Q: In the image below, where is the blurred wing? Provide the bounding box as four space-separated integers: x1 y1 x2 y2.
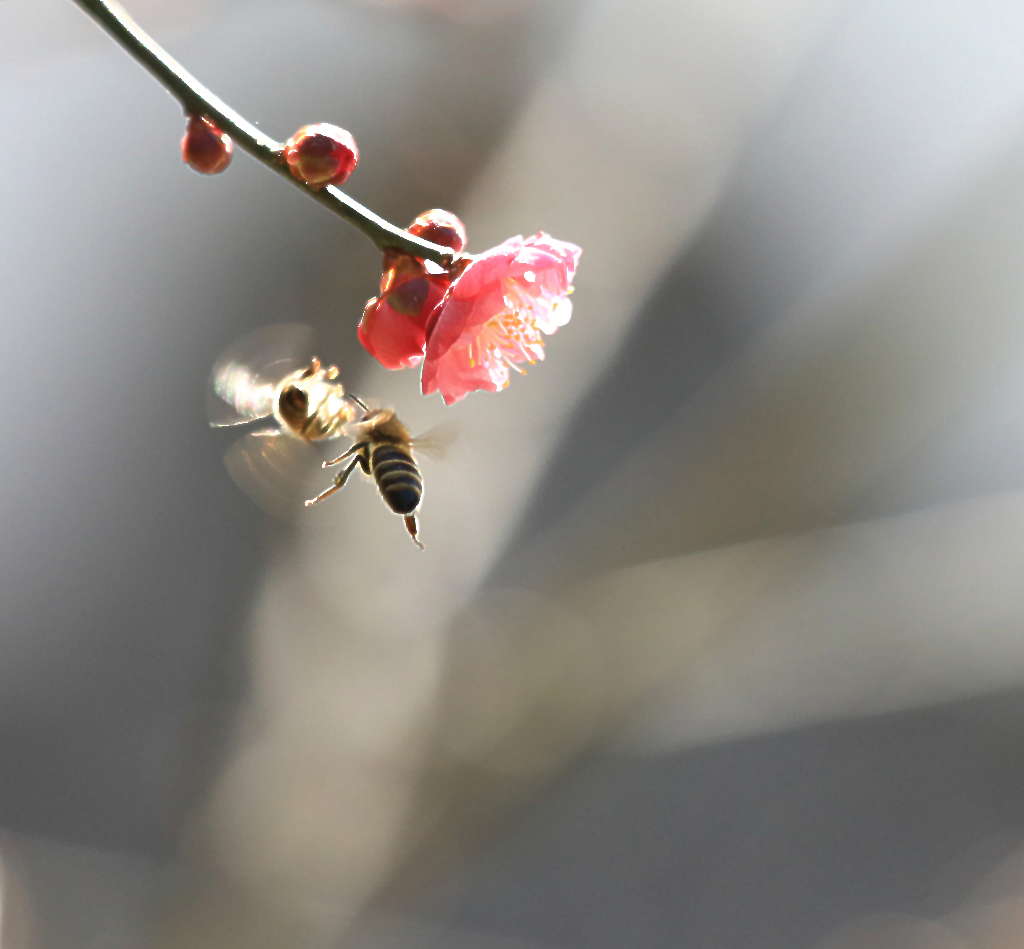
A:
208 323 316 428
223 431 324 519
412 422 459 460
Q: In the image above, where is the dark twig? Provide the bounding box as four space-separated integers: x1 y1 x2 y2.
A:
71 0 457 266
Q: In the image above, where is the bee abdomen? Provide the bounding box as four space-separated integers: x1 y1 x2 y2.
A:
370 444 422 515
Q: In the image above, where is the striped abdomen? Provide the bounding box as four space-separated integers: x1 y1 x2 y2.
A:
369 441 422 515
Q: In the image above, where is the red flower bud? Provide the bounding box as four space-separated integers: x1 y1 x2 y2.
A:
283 123 359 189
358 252 450 370
356 211 468 371
181 114 233 175
407 208 467 253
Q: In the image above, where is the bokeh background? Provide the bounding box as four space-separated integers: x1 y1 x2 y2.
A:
4 0 1024 946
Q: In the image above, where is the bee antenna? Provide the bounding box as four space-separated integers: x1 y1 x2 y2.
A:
348 393 370 412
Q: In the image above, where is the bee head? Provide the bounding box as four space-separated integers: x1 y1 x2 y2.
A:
276 384 310 434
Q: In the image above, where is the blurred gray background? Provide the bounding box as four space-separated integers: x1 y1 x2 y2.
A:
4 0 1024 946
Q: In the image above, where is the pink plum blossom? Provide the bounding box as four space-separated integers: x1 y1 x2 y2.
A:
420 232 581 405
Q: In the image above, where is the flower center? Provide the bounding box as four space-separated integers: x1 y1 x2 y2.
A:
467 308 545 375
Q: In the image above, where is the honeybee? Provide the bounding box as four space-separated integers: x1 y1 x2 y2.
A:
306 406 425 549
209 324 358 439
209 324 432 548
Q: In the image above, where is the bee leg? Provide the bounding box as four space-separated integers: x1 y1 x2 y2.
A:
403 515 424 550
304 458 359 507
323 441 367 468
210 417 273 429
298 357 321 379
250 428 281 438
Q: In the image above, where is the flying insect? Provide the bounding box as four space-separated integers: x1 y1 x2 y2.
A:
306 406 426 549
209 324 432 547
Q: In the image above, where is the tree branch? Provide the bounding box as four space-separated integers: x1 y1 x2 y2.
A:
71 0 457 267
